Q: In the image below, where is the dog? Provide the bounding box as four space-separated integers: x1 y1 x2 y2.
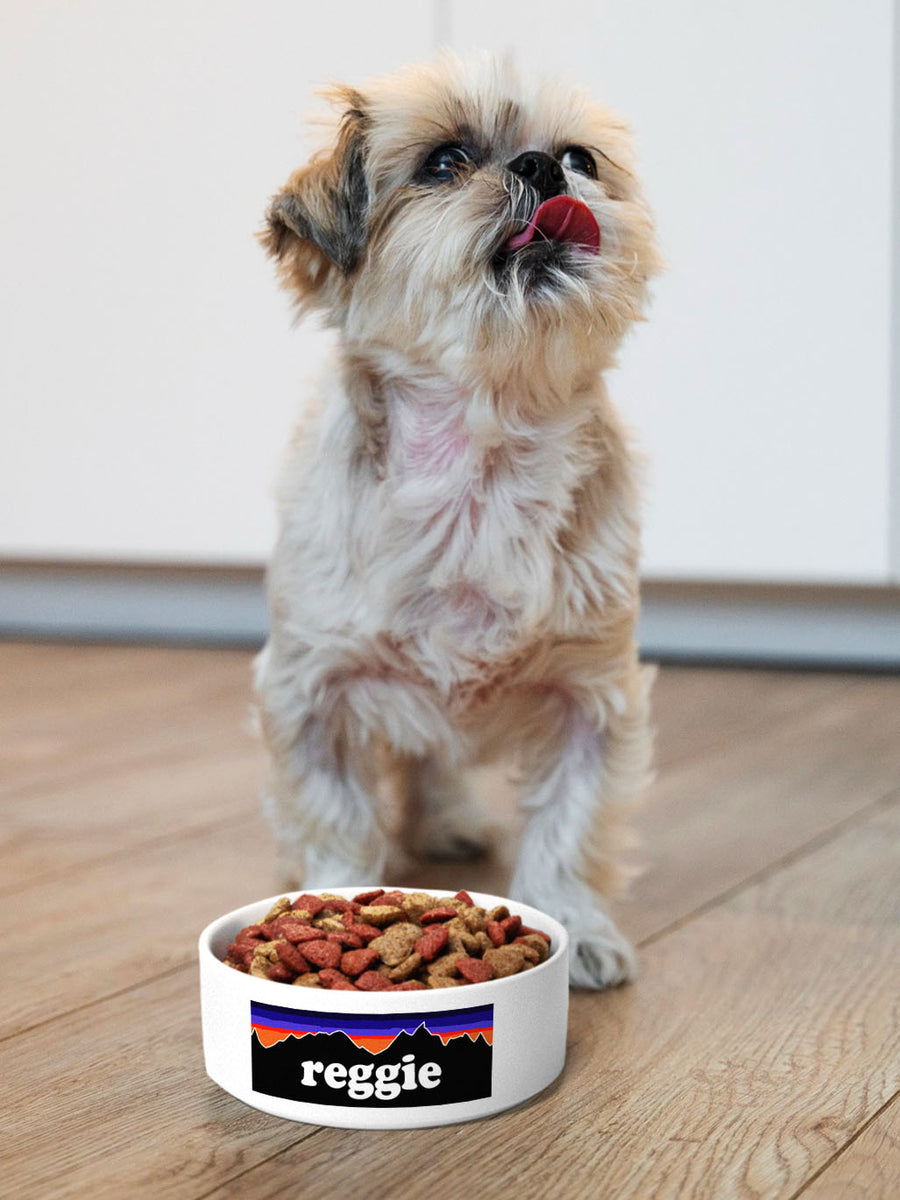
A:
254 51 661 988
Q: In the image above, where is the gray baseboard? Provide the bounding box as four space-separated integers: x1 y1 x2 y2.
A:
1 562 898 669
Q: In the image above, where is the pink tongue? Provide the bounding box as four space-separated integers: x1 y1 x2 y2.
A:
505 195 600 253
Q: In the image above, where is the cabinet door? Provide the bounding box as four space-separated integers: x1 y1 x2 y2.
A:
447 0 895 583
0 2 433 563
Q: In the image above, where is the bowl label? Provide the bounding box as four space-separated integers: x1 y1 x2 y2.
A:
250 1000 493 1107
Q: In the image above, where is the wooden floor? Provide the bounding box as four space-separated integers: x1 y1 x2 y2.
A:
2 643 899 1199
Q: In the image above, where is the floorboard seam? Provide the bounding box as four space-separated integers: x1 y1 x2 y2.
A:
787 1088 900 1199
189 1128 324 1200
636 785 900 950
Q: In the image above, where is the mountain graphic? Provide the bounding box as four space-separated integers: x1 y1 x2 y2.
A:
251 1021 492 1107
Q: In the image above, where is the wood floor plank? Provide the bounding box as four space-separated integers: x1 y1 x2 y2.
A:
199 796 900 1200
1 819 277 1040
619 675 900 942
0 643 255 797
0 967 315 1200
0 745 264 892
800 1094 900 1199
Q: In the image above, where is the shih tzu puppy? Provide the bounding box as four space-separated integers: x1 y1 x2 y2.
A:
255 52 661 988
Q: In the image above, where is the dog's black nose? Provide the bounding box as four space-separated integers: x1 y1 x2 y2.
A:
507 151 566 200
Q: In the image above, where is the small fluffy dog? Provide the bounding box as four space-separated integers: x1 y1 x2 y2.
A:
255 52 661 988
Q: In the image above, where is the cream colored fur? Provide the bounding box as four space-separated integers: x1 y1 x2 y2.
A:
255 52 661 988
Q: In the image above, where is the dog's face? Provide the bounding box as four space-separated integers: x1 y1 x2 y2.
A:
263 53 659 382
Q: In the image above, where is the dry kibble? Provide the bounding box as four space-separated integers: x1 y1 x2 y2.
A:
368 922 422 966
357 905 405 927
222 889 551 990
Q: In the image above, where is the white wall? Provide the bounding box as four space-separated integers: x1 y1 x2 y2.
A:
447 0 896 583
2 1 898 585
0 0 432 563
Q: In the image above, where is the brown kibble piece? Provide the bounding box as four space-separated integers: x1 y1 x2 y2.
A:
401 892 437 922
483 944 529 978
427 952 461 979
262 897 293 923
392 980 427 990
292 972 322 988
514 934 550 963
357 905 405 927
487 905 509 922
428 976 461 988
369 922 422 965
383 952 423 982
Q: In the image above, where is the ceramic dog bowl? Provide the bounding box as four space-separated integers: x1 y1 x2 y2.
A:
199 886 569 1128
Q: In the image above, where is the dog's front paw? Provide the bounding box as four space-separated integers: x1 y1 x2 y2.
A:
568 924 637 990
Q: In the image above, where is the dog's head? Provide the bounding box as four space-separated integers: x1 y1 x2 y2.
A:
262 53 660 382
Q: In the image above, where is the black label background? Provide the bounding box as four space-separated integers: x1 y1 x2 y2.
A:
251 1022 493 1107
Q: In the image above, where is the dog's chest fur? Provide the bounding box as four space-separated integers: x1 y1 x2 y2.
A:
368 381 599 676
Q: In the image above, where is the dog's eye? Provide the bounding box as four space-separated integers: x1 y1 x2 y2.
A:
423 144 473 183
560 146 597 179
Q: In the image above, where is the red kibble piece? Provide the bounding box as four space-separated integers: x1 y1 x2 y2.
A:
355 971 395 992
456 956 494 984
291 894 326 916
485 920 506 947
346 922 383 944
268 961 295 983
320 897 361 915
326 930 364 949
301 940 342 970
415 925 449 962
341 947 381 977
392 980 427 990
319 968 358 990
272 921 322 944
454 890 475 907
499 915 522 940
236 924 266 941
258 923 279 940
226 942 255 968
378 890 408 908
352 889 385 905
519 925 552 945
420 907 457 924
276 942 311 974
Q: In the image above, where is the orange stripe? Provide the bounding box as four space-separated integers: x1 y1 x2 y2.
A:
252 1026 309 1049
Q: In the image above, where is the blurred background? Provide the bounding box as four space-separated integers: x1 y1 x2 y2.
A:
2 0 898 666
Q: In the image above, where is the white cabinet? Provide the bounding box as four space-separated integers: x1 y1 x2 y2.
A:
448 0 898 584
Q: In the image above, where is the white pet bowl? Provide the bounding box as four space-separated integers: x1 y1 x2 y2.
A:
199 887 569 1129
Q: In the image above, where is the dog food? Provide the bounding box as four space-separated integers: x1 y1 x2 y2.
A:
224 889 551 990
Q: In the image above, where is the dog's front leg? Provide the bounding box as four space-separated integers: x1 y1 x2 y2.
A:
509 676 652 989
262 716 388 890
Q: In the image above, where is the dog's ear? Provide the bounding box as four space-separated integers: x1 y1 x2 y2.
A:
260 91 370 305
